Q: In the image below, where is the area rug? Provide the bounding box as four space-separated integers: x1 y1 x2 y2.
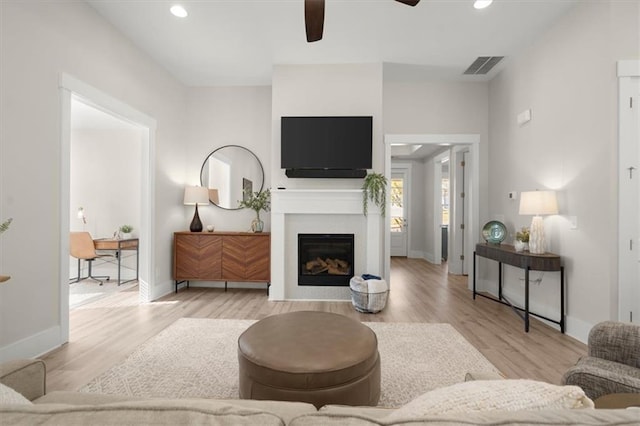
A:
79 318 500 407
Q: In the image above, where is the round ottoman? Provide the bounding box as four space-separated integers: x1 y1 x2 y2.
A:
238 311 380 408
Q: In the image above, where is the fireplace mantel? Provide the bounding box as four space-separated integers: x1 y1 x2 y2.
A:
270 189 383 301
272 189 364 214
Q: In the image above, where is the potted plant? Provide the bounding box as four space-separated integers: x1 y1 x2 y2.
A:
515 226 530 252
119 224 134 239
1 218 12 282
362 172 387 217
239 189 270 232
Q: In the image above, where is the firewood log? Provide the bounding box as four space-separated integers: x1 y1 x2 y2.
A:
326 258 338 268
310 265 328 274
328 266 348 275
306 259 320 270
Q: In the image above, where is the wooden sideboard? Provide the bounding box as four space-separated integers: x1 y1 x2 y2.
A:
173 231 270 293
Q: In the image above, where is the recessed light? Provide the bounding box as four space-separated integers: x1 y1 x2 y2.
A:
170 5 188 18
473 0 493 9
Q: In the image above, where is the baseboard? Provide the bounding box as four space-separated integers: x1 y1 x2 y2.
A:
408 250 440 264
0 325 63 363
152 280 271 298
565 316 592 344
474 283 592 343
408 250 425 260
150 278 176 301
268 298 351 302
190 282 269 291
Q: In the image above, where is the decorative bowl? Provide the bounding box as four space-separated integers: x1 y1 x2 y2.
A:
482 221 507 244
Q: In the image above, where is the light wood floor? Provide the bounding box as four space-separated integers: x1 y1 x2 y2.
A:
42 257 586 392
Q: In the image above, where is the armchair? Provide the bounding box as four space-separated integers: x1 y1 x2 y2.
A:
562 321 640 400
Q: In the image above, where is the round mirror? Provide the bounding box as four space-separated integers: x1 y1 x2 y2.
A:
200 145 264 210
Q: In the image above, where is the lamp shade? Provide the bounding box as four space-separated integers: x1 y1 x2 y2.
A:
519 191 558 216
184 186 209 206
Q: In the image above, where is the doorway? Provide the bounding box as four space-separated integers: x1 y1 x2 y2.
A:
59 74 156 343
384 134 480 290
68 98 142 308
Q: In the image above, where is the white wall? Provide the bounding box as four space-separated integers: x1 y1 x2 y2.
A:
0 1 186 359
487 0 640 340
382 77 490 242
185 86 272 233
70 128 142 238
272 64 385 188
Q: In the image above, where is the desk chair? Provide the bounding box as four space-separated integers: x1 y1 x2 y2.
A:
69 232 111 285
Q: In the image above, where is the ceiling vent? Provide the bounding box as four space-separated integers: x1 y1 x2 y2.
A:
463 56 504 75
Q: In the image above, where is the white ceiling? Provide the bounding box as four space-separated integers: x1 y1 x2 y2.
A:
86 0 578 87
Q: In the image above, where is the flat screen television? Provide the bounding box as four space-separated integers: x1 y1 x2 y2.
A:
281 116 372 178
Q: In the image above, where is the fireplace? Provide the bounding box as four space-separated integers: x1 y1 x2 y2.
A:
298 234 354 286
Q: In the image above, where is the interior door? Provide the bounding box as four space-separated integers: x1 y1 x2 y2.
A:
390 171 408 257
618 74 639 323
449 149 470 275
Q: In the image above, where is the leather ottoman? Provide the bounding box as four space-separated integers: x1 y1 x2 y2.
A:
237 311 381 409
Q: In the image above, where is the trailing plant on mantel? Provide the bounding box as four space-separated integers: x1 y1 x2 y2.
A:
0 218 12 235
362 172 387 217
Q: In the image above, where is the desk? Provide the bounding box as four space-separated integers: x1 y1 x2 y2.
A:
93 238 139 285
473 243 564 333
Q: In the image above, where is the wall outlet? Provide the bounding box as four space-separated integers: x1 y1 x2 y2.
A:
508 191 518 200
517 109 532 126
569 216 578 230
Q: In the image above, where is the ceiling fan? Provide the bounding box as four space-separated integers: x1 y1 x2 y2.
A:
305 0 420 42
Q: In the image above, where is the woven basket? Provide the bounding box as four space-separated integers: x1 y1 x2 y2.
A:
351 289 388 314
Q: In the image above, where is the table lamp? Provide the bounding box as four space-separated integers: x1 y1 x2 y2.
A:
184 186 209 232
77 207 86 224
519 190 558 254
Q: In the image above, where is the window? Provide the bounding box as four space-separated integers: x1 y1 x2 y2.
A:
390 177 404 232
441 177 449 225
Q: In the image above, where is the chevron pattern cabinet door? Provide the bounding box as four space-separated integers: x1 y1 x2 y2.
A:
174 234 222 280
174 235 201 280
245 236 270 281
198 235 223 279
222 236 246 281
222 235 270 282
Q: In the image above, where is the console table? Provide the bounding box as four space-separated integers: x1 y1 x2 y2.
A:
473 243 564 333
173 231 270 293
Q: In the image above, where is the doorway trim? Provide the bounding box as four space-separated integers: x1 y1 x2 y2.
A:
59 74 156 342
432 151 450 265
384 134 480 288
